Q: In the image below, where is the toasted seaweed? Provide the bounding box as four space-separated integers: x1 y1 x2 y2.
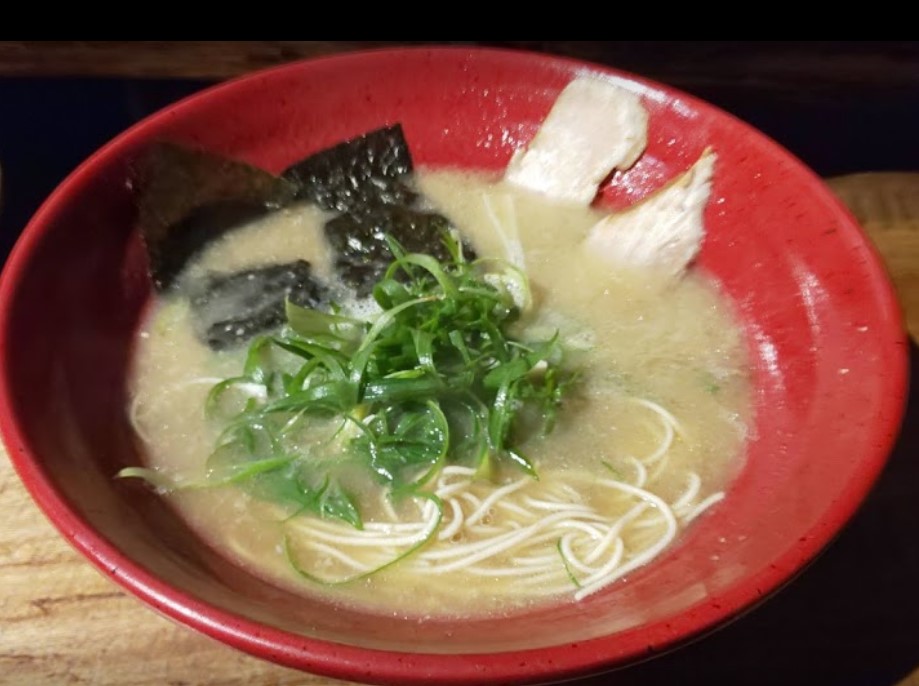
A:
325 206 455 295
136 142 297 290
189 261 328 350
282 124 473 295
282 125 416 213
138 129 474 347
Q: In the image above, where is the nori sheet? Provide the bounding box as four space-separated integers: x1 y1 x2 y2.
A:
283 124 467 295
136 142 297 290
137 128 472 348
325 205 454 295
189 261 328 350
282 124 416 213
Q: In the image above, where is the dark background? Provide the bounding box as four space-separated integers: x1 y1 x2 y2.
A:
3 41 919 265
1 42 917 685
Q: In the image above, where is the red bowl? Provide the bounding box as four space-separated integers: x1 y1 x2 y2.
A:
0 47 908 685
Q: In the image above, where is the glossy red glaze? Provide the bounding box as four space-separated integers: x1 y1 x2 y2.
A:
0 48 908 685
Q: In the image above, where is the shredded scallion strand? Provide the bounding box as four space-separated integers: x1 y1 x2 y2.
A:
123 231 578 535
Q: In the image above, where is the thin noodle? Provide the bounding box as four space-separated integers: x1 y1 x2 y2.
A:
304 541 376 572
464 478 529 526
671 472 703 512
682 491 725 524
437 498 466 541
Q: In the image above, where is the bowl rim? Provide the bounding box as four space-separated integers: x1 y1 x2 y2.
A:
0 45 910 685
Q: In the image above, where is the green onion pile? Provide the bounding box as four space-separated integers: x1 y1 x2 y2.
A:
143 233 578 530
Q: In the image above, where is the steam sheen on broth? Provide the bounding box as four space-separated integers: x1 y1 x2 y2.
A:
129 169 750 616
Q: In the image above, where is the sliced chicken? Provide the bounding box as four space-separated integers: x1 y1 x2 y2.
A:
505 77 648 205
584 149 716 278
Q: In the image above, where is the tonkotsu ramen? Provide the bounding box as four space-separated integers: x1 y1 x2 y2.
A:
122 77 751 617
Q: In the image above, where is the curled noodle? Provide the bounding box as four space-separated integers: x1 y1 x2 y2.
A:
283 396 724 600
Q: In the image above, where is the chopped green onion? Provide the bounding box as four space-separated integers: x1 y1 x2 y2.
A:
126 230 578 536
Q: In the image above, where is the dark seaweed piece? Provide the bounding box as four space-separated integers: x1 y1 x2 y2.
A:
281 124 477 295
325 206 458 295
190 261 328 350
136 142 297 290
281 125 416 214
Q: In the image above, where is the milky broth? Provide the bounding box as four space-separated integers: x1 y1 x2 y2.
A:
129 169 750 616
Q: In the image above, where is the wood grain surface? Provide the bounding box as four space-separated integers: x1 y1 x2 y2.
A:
0 452 354 686
828 173 919 340
1 176 917 685
2 41 919 94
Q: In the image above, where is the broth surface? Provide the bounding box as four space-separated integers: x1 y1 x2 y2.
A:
130 169 750 617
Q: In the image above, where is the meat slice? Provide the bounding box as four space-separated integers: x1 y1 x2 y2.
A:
505 77 648 205
584 149 716 278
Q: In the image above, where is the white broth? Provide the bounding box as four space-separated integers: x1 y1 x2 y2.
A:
129 169 750 616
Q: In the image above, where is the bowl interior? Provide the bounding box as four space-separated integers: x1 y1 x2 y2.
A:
0 48 907 682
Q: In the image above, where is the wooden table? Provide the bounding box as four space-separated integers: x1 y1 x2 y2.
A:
2 174 918 685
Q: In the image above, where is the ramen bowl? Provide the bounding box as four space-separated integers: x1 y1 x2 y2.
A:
0 48 907 685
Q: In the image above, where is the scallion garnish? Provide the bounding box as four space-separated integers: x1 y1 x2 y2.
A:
126 230 578 529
